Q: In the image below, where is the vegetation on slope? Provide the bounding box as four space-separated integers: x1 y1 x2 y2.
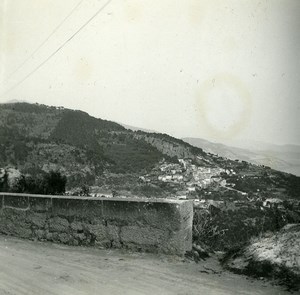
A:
0 102 299 199
0 169 66 195
221 224 300 291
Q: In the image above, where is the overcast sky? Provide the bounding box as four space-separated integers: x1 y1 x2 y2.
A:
1 0 299 146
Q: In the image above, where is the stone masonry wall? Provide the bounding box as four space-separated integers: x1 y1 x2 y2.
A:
0 193 193 255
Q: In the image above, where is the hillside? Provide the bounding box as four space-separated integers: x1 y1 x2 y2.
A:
0 102 299 200
183 137 300 176
222 224 300 291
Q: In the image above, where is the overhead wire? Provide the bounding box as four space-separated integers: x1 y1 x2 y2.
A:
1 0 112 97
5 0 84 80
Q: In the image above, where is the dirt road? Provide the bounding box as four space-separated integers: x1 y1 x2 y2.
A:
0 235 288 295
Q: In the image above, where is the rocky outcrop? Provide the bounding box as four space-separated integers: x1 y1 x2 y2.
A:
133 133 196 159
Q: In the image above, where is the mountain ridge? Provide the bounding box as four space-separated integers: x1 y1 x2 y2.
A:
183 137 300 176
0 102 299 199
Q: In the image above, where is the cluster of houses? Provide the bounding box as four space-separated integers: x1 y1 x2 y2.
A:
139 159 229 197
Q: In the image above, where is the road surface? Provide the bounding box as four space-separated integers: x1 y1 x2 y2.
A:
0 235 288 295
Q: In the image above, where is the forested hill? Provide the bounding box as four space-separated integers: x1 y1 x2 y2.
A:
0 102 204 181
0 102 299 199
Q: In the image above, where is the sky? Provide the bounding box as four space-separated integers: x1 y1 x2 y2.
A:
0 0 299 146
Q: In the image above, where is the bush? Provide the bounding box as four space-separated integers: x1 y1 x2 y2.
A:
0 169 9 192
12 171 67 195
193 204 295 251
43 171 67 195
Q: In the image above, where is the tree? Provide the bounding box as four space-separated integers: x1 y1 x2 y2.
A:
11 171 67 195
0 169 9 192
43 171 67 195
13 175 27 193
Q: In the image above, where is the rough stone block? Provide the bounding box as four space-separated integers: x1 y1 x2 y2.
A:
48 216 69 232
103 200 182 230
58 233 71 244
16 227 32 239
45 231 53 240
1 208 29 226
70 221 83 232
86 224 107 240
73 222 84 232
162 201 193 255
106 224 120 242
35 229 46 240
28 212 47 228
52 198 103 218
0 209 32 238
120 226 165 246
29 197 52 212
50 232 59 242
4 195 29 209
73 232 86 241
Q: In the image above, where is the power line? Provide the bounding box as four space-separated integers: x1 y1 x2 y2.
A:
6 0 84 80
1 0 112 97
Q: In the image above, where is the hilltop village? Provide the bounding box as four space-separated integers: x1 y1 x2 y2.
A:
139 159 227 198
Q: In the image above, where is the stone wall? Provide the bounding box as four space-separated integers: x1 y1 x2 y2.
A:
0 193 193 255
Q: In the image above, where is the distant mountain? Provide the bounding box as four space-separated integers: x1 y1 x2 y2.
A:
0 102 299 199
182 137 300 176
223 139 300 154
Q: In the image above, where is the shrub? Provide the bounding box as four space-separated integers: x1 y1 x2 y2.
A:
0 169 9 192
12 171 66 195
43 171 67 195
192 204 295 251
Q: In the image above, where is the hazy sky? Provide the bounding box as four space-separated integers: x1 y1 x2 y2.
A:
1 0 299 146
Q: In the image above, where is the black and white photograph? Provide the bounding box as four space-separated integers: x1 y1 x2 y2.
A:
0 0 299 294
